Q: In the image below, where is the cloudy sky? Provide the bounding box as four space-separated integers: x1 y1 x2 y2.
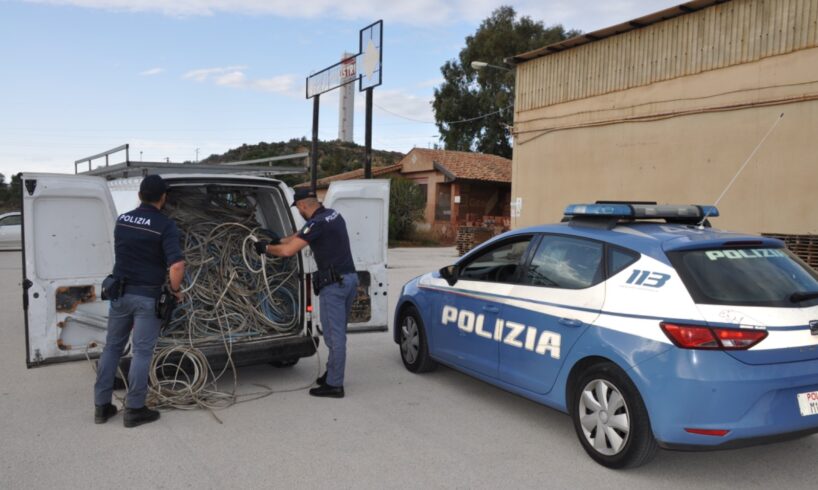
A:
0 0 681 180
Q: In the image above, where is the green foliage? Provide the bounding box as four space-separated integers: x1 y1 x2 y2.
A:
433 6 579 158
389 177 425 241
201 137 404 187
0 173 21 212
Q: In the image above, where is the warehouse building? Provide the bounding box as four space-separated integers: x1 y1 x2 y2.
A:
510 0 818 264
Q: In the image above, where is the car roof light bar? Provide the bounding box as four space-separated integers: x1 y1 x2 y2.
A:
564 203 719 221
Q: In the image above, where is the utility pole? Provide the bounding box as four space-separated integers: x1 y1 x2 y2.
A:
195 148 200 163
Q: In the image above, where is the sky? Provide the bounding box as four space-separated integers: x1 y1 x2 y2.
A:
0 0 682 180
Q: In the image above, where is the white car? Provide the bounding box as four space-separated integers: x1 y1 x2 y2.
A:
0 211 21 250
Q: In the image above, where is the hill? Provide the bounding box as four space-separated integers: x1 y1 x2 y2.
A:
201 138 404 186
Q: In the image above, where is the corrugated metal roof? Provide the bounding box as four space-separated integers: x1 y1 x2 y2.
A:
510 0 730 64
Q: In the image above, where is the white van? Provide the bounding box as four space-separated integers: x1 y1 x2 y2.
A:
20 171 389 369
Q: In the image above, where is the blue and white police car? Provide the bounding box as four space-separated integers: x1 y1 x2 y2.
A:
393 202 818 468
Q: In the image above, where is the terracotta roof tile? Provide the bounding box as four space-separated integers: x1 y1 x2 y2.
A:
295 149 511 189
411 148 511 183
295 162 403 189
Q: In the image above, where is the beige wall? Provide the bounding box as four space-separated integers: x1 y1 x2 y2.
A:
511 46 818 235
400 149 450 224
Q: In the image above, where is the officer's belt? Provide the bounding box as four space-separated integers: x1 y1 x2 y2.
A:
123 284 163 299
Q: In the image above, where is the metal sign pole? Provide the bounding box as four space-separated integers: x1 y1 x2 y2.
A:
364 88 373 179
305 20 381 185
311 94 320 193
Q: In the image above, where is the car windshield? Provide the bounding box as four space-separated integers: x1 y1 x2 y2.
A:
669 247 818 307
0 215 21 226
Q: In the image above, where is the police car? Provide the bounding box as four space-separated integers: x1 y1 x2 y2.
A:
394 202 818 469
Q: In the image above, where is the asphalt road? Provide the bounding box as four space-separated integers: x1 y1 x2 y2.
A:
1 247 817 489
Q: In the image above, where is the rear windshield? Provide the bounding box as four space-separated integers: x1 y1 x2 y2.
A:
668 247 818 307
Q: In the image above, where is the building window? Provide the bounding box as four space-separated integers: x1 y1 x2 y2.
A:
435 183 451 221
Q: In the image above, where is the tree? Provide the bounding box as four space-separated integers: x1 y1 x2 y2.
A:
389 177 425 242
0 173 7 207
0 173 21 212
432 6 579 158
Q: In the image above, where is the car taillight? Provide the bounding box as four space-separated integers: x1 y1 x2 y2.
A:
660 322 767 350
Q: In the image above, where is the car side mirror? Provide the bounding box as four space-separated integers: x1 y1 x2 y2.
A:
439 265 459 286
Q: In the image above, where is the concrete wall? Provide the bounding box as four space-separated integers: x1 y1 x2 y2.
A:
511 45 818 235
401 150 449 224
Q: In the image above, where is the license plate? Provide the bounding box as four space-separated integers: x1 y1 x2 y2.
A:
797 391 818 416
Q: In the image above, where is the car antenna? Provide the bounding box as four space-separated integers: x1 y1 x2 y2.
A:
697 113 785 229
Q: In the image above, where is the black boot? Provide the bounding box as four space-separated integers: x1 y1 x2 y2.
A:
316 371 327 386
123 406 160 428
309 383 344 398
94 403 118 424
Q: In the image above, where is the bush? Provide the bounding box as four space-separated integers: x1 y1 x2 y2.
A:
389 177 425 241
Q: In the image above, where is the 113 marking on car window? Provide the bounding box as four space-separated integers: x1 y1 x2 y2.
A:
625 269 671 288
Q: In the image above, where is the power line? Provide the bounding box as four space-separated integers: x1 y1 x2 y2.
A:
373 103 513 126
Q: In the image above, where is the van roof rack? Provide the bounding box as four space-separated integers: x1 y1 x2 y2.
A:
74 144 308 180
564 202 718 229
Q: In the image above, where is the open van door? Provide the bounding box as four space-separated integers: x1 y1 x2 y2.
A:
312 179 390 332
21 174 117 367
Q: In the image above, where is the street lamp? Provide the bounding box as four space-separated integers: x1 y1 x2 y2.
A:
470 60 512 72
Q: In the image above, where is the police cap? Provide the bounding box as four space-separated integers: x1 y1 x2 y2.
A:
140 175 168 196
291 188 317 206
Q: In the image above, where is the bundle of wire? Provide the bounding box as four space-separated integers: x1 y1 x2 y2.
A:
164 198 299 341
142 188 313 417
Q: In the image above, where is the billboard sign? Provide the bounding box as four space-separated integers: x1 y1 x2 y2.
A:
306 20 383 98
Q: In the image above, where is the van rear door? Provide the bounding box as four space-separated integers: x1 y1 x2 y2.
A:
312 179 390 332
21 173 117 367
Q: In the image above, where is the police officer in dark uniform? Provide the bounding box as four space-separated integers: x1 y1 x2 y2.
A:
255 189 358 398
94 175 185 427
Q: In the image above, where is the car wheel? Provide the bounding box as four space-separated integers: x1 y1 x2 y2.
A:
270 358 299 368
399 306 436 373
571 363 658 469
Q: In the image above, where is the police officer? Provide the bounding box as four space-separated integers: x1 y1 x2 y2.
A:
255 189 358 398
94 175 185 427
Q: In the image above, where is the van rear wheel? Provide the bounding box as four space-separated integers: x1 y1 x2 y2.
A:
270 358 299 368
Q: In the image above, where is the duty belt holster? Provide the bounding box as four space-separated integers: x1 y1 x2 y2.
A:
312 267 343 295
101 275 125 301
155 286 177 326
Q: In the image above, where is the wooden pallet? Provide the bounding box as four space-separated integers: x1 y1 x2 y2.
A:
762 234 818 269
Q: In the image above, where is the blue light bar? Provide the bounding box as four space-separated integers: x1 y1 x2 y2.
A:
564 204 633 217
698 205 720 218
564 203 720 220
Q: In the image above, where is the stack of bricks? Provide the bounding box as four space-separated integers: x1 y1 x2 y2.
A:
762 233 818 269
456 226 495 256
462 214 509 229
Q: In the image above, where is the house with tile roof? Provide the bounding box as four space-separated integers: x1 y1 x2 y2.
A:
298 148 511 242
399 148 511 240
